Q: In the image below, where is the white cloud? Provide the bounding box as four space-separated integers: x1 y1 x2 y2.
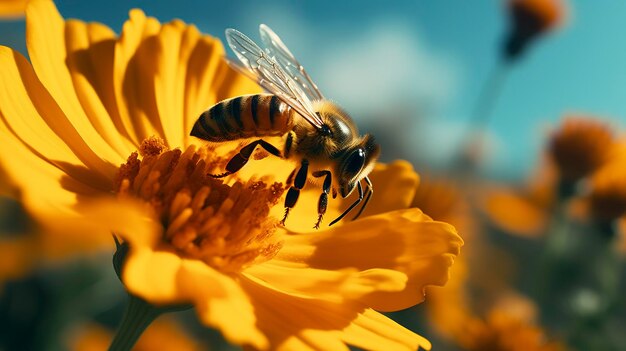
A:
315 20 459 119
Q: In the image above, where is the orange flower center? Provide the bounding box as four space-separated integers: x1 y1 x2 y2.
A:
115 137 285 272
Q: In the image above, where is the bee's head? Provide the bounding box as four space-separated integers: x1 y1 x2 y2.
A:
336 134 380 198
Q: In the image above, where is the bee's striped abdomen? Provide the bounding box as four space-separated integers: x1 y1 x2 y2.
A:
190 94 295 142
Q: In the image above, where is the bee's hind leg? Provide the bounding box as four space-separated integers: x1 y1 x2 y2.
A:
312 170 332 229
209 139 281 178
281 159 309 225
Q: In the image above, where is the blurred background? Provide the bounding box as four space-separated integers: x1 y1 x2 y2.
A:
2 0 626 350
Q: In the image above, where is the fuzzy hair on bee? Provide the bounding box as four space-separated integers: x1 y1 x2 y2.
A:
190 24 380 229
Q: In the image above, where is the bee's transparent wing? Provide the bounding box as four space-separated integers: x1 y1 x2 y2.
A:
259 24 324 102
225 28 324 129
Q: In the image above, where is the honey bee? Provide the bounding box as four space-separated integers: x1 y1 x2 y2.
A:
190 24 380 228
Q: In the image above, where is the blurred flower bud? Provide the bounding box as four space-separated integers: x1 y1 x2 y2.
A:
548 117 613 185
503 0 566 61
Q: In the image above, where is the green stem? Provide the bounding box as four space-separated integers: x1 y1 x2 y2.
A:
109 295 162 351
454 60 512 172
468 60 511 131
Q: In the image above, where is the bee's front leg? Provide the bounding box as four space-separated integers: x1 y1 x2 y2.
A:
209 139 281 178
281 159 308 225
352 176 373 220
312 170 332 229
329 181 364 226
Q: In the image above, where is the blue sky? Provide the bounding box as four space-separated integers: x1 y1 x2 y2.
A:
2 0 625 179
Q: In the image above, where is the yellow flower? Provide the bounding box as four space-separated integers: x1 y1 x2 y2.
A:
410 175 475 240
0 0 27 18
0 1 462 350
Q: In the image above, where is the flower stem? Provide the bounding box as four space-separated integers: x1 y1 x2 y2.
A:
453 60 512 172
109 295 162 351
468 60 511 131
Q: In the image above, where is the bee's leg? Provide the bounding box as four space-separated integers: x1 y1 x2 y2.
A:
312 170 332 229
285 168 296 187
281 159 309 225
209 139 281 178
328 181 364 226
352 176 373 220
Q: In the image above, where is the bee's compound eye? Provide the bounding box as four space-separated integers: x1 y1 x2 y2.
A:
345 148 365 177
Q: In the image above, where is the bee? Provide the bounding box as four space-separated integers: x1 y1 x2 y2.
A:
190 24 380 228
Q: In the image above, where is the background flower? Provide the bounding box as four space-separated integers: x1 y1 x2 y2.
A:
0 0 27 18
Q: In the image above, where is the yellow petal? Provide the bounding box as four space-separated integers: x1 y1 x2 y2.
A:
64 19 137 156
244 263 407 304
240 276 428 351
274 208 463 311
123 248 185 303
0 127 88 210
0 46 113 190
25 0 127 167
482 187 547 237
123 252 268 349
112 10 173 147
112 10 259 149
341 309 432 351
182 36 261 147
177 260 268 349
153 19 262 149
113 9 163 145
241 276 356 351
354 160 420 217
424 256 473 340
0 107 113 248
37 197 158 260
152 21 194 148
